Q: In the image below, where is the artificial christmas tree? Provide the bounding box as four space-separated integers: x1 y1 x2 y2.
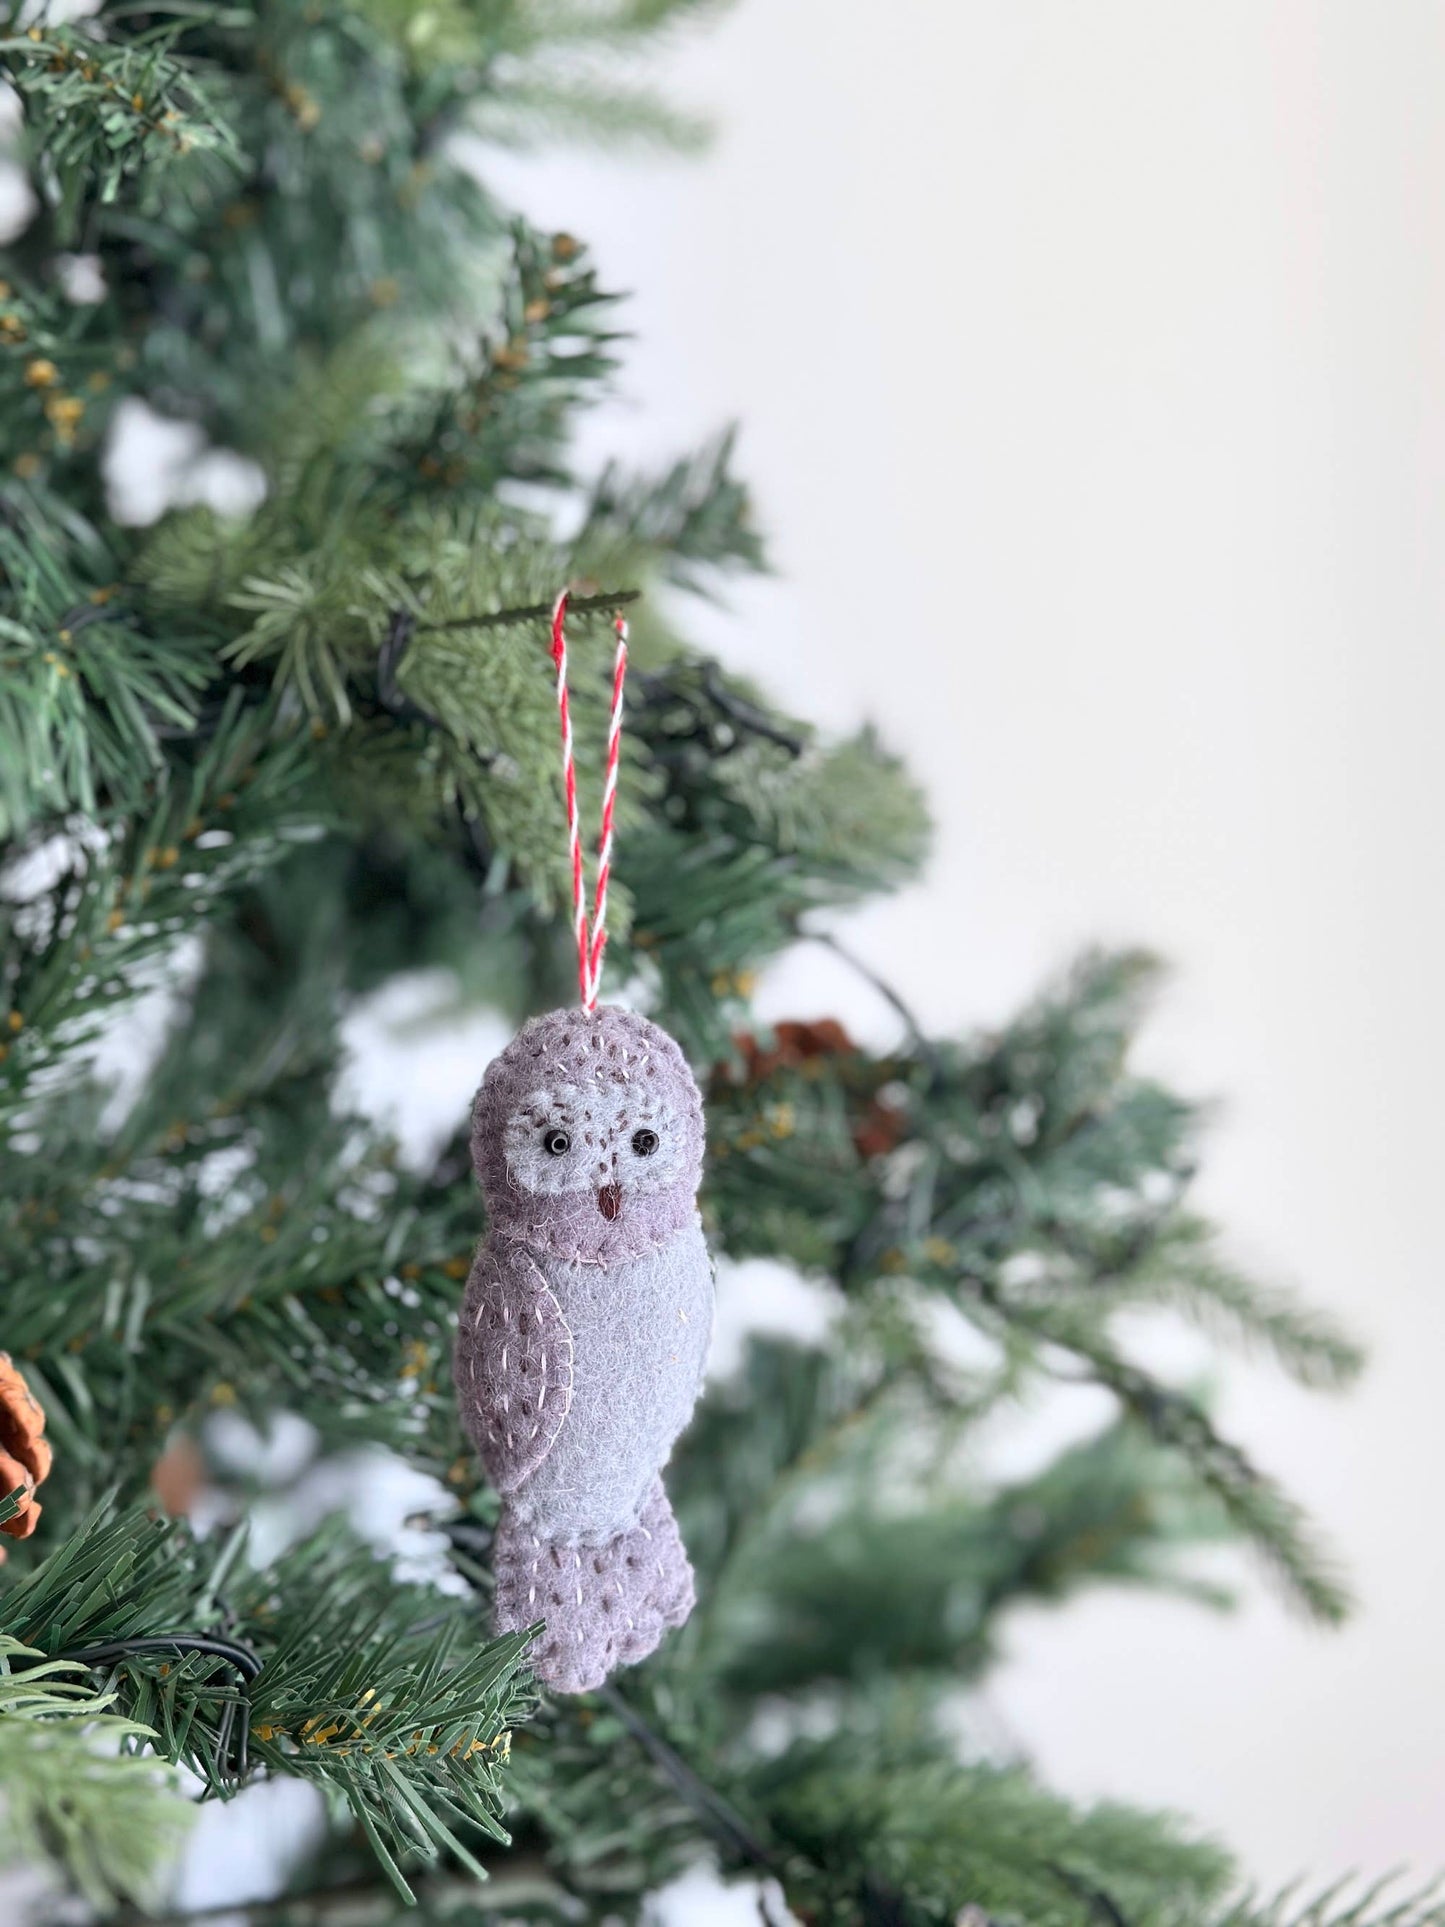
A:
0 2 1422 1921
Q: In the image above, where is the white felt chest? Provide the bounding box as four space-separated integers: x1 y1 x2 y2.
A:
511 1219 714 1544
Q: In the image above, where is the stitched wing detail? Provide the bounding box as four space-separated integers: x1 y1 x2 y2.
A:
454 1244 574 1495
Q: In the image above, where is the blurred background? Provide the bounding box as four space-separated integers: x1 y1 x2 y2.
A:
455 0 1445 1890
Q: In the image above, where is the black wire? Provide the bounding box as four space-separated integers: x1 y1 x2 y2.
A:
808 927 950 1087
596 1679 780 1877
629 660 807 759
40 1634 263 1780
696 662 806 756
374 607 435 726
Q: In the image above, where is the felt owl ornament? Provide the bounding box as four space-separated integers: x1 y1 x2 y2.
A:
451 585 713 1693
454 1004 713 1693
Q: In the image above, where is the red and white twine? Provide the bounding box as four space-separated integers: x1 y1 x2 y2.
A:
549 589 629 1012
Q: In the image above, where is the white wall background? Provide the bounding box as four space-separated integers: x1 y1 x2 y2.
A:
480 0 1445 1891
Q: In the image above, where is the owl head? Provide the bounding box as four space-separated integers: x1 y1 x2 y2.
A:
471 1005 706 1264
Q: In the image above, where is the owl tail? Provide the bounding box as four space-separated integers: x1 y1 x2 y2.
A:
493 1478 695 1695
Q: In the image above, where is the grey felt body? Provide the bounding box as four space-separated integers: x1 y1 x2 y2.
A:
454 1004 713 1694
492 1477 695 1695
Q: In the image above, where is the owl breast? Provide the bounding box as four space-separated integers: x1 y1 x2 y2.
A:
509 1220 713 1545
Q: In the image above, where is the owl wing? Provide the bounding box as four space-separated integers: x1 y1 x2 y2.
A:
454 1242 574 1495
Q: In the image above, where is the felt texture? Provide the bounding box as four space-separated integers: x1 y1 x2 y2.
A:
507 1223 712 1543
492 1477 695 1695
455 1005 713 1693
470 1005 705 1269
454 1246 574 1497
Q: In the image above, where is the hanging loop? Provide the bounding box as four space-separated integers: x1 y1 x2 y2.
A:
550 589 629 1012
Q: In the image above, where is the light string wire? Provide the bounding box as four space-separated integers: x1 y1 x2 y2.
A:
549 589 629 1012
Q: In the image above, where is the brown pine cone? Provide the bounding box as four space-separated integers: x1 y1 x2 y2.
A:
731 1017 858 1084
0 1352 52 1542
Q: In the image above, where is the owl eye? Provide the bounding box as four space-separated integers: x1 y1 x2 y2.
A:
543 1128 571 1156
631 1128 660 1158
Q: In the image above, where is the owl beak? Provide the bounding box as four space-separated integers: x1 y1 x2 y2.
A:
597 1183 622 1221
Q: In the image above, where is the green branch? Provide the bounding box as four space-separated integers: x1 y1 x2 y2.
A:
0 1506 535 1902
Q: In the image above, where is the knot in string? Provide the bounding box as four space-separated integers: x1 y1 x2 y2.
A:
550 589 629 1012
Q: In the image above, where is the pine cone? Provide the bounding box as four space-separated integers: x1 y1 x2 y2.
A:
0 1352 52 1543
730 1017 858 1084
853 1094 907 1160
151 1432 205 1519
